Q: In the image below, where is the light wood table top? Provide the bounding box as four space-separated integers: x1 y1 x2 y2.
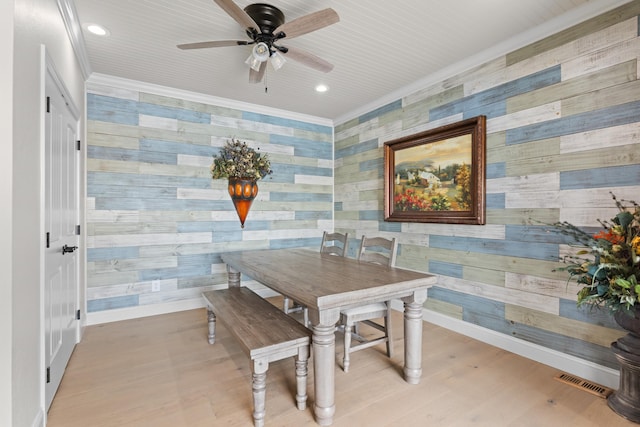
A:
221 248 437 311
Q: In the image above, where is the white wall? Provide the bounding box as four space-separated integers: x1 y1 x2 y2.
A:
11 0 85 425
0 1 15 425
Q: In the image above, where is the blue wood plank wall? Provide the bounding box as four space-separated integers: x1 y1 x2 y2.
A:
85 85 333 315
334 1 640 369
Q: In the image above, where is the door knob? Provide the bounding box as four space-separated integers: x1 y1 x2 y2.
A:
62 244 78 254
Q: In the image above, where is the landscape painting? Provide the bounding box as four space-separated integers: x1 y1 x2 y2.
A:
384 116 486 225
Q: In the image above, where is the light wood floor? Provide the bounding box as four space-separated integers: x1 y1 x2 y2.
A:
47 301 635 427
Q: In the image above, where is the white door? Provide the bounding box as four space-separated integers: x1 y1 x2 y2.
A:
44 62 80 410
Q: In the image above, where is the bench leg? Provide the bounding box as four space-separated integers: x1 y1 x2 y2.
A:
206 307 216 344
227 265 241 287
384 301 393 358
343 323 352 373
295 346 309 410
252 359 268 427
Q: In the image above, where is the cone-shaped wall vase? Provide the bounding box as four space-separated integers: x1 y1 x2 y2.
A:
228 178 258 228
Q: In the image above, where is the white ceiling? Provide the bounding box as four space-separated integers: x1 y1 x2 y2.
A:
72 0 621 122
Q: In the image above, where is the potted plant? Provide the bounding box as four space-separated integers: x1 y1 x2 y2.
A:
210 139 272 227
552 193 640 422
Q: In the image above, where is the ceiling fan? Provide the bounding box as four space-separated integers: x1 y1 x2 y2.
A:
177 0 340 84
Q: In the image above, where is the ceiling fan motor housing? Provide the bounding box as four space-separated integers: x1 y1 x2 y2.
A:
244 3 285 35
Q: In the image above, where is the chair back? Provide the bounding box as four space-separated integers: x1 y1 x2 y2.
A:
320 231 349 257
357 236 397 267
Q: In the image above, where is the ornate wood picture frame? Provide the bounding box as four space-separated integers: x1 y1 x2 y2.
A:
384 115 486 225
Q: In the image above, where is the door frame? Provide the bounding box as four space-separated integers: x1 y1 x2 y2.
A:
40 45 83 416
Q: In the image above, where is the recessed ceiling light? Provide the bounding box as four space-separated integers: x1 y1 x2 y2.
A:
315 84 329 93
85 24 110 36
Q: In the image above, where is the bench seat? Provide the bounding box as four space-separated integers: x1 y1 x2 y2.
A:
202 288 311 427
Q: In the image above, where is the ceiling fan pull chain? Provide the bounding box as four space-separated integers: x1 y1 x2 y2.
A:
264 67 268 93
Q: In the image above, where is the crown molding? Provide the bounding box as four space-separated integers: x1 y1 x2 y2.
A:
57 0 92 79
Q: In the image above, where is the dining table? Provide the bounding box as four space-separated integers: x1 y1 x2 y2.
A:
220 248 437 426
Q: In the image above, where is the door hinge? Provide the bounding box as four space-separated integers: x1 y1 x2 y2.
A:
76 225 81 235
76 309 81 320
46 232 50 249
76 140 81 151
46 367 51 384
46 96 50 113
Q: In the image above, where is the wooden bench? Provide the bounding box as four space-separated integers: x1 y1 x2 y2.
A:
202 288 311 427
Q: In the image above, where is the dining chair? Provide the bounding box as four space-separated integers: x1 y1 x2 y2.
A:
340 235 397 373
283 231 350 327
319 231 349 257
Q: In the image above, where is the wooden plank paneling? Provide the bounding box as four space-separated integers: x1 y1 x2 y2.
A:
87 87 333 313
561 121 640 153
333 1 640 371
562 78 640 116
563 37 640 81
489 137 560 165
436 275 560 315
486 208 560 225
463 266 505 287
505 305 624 347
424 298 463 320
506 1 640 65
506 143 640 176
507 60 637 114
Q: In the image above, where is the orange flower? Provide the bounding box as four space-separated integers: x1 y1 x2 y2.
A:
632 236 640 256
593 229 624 245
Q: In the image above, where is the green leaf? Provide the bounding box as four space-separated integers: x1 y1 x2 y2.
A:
615 277 631 289
616 211 633 229
596 284 609 295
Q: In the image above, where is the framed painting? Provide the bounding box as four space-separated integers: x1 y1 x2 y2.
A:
384 115 486 225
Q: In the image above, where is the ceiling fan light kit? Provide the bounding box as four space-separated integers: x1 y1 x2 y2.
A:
270 50 286 71
245 54 261 72
177 0 339 84
246 41 270 71
252 42 270 62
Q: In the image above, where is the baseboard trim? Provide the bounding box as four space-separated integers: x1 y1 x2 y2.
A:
86 299 206 326
390 301 619 390
86 283 281 326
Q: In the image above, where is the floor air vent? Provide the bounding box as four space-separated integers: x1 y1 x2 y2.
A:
554 372 613 399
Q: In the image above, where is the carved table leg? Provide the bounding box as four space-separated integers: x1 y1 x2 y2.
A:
227 265 240 288
252 359 268 427
403 299 424 384
312 318 338 426
295 345 309 410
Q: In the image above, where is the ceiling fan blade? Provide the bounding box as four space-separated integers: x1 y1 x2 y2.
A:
284 46 334 73
249 62 267 84
213 0 260 30
274 8 339 39
177 40 249 50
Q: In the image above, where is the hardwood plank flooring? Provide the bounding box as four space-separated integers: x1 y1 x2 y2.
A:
47 301 635 426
